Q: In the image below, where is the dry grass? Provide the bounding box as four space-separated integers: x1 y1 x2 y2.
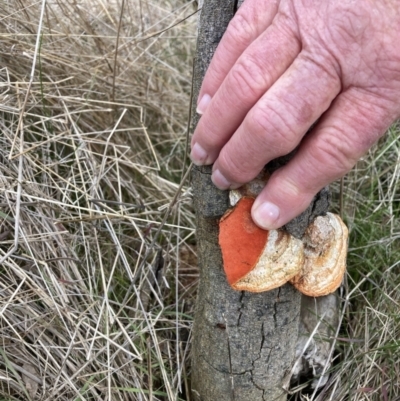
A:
0 1 197 400
290 127 400 401
0 1 399 401
316 127 400 401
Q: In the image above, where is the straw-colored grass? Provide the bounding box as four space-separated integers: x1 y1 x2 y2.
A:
289 126 400 401
0 1 197 400
0 1 399 401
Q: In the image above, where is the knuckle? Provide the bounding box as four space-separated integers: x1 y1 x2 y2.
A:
205 62 226 87
218 149 254 183
248 105 298 151
196 117 222 150
229 56 269 99
297 52 341 87
273 173 302 199
312 133 356 173
226 12 257 48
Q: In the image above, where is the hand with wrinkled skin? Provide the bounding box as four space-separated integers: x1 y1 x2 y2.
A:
190 0 400 230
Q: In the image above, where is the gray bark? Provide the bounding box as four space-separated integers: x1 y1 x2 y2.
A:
190 1 330 399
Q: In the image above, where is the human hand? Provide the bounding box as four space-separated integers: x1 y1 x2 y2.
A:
190 0 400 230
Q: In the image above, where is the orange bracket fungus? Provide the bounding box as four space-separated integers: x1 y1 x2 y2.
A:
219 197 304 292
219 179 349 296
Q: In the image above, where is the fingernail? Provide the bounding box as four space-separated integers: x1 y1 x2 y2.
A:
212 169 231 190
190 142 208 166
196 94 212 115
252 202 280 230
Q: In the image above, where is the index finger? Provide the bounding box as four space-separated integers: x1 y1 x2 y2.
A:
197 0 280 112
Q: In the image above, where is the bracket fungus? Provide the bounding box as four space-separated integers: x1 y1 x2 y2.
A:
290 213 348 297
219 197 304 292
219 178 349 296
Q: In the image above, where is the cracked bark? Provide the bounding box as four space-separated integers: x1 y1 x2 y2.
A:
190 1 330 400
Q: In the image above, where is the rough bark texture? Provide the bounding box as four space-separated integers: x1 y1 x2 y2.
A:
190 1 330 400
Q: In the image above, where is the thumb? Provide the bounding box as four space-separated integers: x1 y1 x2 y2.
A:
251 88 396 229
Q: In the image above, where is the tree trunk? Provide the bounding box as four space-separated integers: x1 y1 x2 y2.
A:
190 1 330 399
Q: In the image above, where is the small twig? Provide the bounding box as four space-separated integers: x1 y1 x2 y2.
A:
10 0 47 158
90 198 144 209
339 177 344 219
180 58 195 182
136 8 200 43
111 0 125 103
119 163 193 309
1 0 47 264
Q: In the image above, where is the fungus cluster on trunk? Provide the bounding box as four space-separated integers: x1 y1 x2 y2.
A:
219 176 348 297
